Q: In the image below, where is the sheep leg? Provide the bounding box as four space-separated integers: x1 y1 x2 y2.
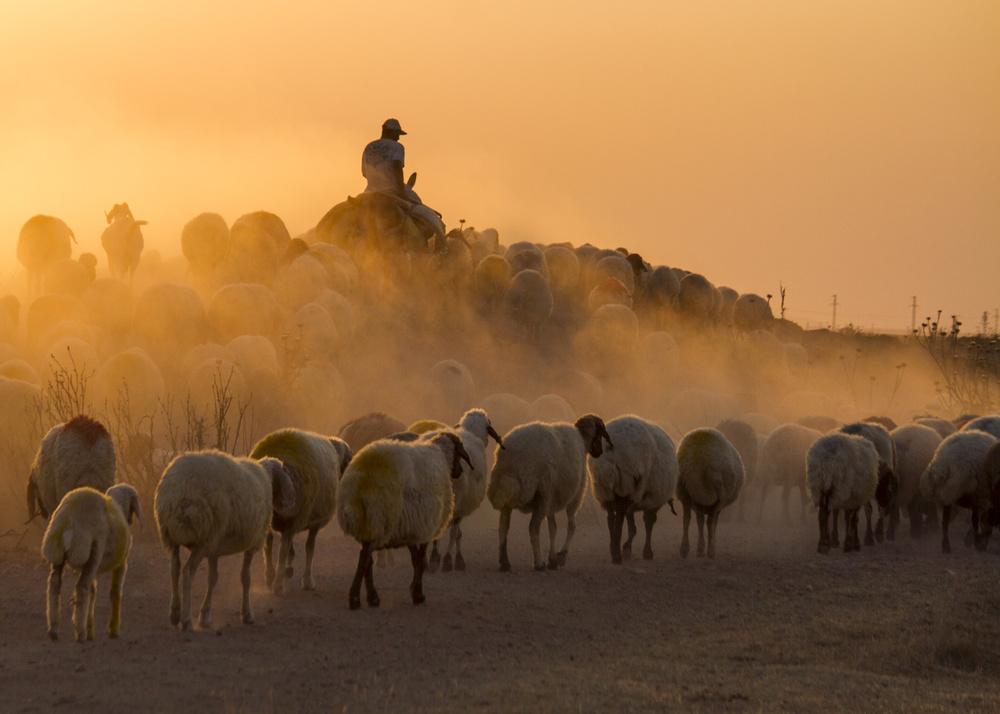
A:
363 549 379 607
73 542 99 642
46 562 64 641
453 522 465 571
695 512 706 557
845 509 860 553
239 551 256 625
86 580 97 642
924 501 939 533
546 514 560 569
180 546 206 631
907 500 924 539
428 539 441 574
302 528 318 590
498 508 512 572
680 504 692 558
169 546 182 627
872 502 884 544
272 532 292 594
264 531 276 588
781 487 793 526
706 508 720 559
799 486 810 526
199 556 219 629
864 503 876 546
830 510 841 548
941 505 953 554
622 511 638 561
108 563 126 638
972 508 988 551
442 528 454 573
528 506 546 571
757 480 769 525
408 543 428 605
817 496 831 555
642 509 657 560
606 506 624 565
556 506 578 567
349 542 375 610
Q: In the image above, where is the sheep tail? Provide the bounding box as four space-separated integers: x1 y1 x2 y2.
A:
162 497 213 547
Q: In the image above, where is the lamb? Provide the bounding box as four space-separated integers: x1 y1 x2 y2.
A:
890 423 943 538
249 429 353 593
807 432 880 554
839 421 899 544
100 202 146 283
919 430 998 553
676 428 745 559
27 415 117 521
487 414 613 571
426 409 505 573
336 431 472 610
588 415 678 564
41 484 143 641
154 450 296 630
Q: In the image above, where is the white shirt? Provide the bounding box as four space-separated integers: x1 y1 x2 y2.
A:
361 138 405 193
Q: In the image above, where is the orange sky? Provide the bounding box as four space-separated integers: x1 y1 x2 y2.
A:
1 1 997 332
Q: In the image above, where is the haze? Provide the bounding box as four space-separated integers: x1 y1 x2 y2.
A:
1 1 997 333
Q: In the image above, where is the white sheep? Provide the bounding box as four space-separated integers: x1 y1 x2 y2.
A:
890 423 943 538
839 421 898 544
502 268 553 342
961 415 1000 440
732 293 774 332
807 432 880 554
426 409 505 573
676 428 745 559
487 414 613 571
249 429 353 593
153 450 296 630
920 429 998 553
181 212 230 288
714 418 758 523
588 415 678 564
337 412 408 453
27 415 117 521
337 431 472 610
41 484 143 641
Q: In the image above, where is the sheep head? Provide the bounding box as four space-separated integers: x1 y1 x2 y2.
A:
431 432 473 479
107 484 144 531
575 414 613 458
874 463 898 514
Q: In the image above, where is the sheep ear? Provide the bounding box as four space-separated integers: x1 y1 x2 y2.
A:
272 462 296 511
25 479 39 523
667 499 677 516
487 424 505 449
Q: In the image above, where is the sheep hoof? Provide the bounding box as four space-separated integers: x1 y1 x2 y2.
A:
642 546 653 561
349 595 361 611
199 614 212 629
411 592 425 606
679 543 689 559
547 559 558 570
242 613 254 625
284 566 294 578
367 594 380 608
621 545 632 561
499 562 511 573
75 633 86 643
864 533 875 547
611 554 622 565
817 542 830 555
555 551 567 567
302 577 315 591
180 620 192 632
535 564 547 572
454 553 465 571
442 554 453 572
169 610 180 627
48 630 58 642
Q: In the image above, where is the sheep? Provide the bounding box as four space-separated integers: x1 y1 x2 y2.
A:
588 415 678 564
43 257 94 297
487 414 613 571
961 415 1000 440
207 283 282 344
472 254 511 316
890 423 943 538
337 412 408 453
807 432 880 554
41 484 142 641
131 281 209 355
733 293 774 332
715 286 738 325
101 202 146 283
676 428 745 559
27 415 117 522
914 416 956 439
426 409 505 573
337 431 472 610
181 212 230 287
714 418 758 522
92 347 165 418
81 277 134 345
226 211 292 285
677 273 716 322
503 268 553 342
984 441 1000 540
839 421 898 544
505 241 549 279
249 430 353 593
18 215 77 296
920 430 998 554
154 450 296 630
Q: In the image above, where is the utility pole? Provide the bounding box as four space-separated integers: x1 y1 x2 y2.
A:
995 309 998 335
831 295 838 331
911 296 917 333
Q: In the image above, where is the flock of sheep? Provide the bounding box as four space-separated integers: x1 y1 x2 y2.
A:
6 206 1000 644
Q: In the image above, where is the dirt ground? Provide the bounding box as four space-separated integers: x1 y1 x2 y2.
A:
2 502 999 713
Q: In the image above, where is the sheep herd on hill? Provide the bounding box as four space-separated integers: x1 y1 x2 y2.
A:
5 206 1000 642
